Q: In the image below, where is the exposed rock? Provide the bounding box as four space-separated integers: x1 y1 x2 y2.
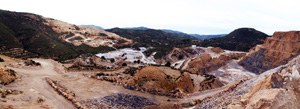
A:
239 31 300 74
24 60 41 66
240 72 283 103
245 89 300 109
210 47 224 54
0 66 17 85
199 75 224 91
229 55 300 109
186 53 245 75
96 66 195 98
70 54 121 70
44 18 132 47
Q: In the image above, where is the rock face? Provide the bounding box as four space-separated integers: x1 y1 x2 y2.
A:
186 53 245 75
194 55 300 109
229 55 300 109
239 31 300 74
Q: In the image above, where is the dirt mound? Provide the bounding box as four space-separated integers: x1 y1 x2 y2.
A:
209 47 224 54
239 31 300 74
70 54 121 70
132 66 194 94
95 66 195 97
0 66 17 85
82 93 157 108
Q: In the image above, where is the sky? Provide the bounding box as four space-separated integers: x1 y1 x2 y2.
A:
1 0 300 35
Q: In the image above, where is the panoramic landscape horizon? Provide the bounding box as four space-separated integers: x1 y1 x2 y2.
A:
0 0 300 109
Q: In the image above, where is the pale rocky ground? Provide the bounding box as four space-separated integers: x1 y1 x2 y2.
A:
208 60 256 84
0 54 254 108
96 48 156 65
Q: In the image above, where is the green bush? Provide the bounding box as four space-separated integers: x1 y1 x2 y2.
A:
0 57 4 62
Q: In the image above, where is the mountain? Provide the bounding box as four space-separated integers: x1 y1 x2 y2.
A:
0 10 130 61
106 28 199 59
160 29 187 35
190 34 226 40
80 25 104 30
121 26 150 30
116 26 225 40
199 28 270 51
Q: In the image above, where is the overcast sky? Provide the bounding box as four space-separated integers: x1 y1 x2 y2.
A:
1 0 300 34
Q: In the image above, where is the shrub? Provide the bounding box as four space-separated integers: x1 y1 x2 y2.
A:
96 72 105 76
165 61 171 67
138 82 143 87
110 58 115 63
122 63 127 66
178 55 183 60
0 57 4 62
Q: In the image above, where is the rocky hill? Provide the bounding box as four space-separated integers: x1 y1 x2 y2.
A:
0 10 130 61
200 28 269 51
239 31 300 74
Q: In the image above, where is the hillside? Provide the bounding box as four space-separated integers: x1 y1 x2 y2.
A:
106 28 199 59
200 28 269 51
0 10 129 61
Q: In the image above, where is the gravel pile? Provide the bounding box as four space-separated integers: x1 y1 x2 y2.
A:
81 93 157 108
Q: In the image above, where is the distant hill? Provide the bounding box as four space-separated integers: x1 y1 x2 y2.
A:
116 26 226 40
190 34 226 40
160 29 187 35
121 26 150 30
106 28 199 59
0 10 126 61
200 28 270 51
80 25 104 30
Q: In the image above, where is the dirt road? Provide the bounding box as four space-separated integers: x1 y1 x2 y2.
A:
2 59 75 108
